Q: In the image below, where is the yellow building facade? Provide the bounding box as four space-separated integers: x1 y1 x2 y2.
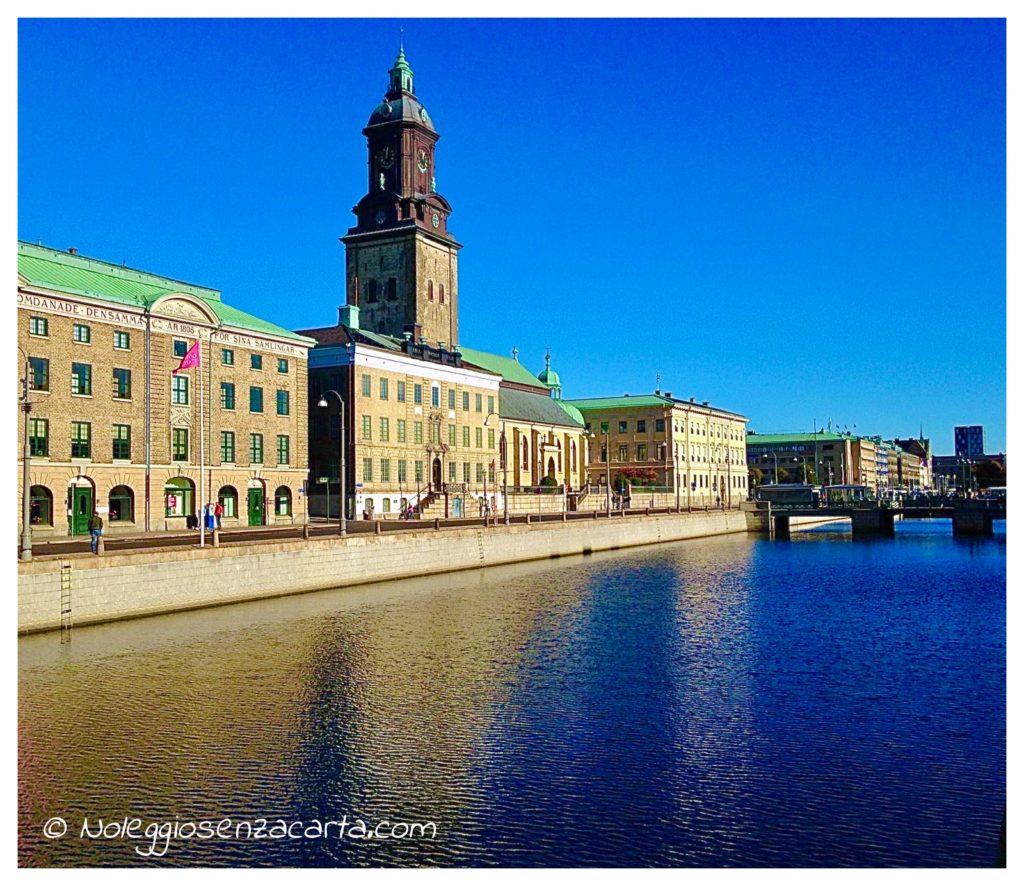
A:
571 394 749 507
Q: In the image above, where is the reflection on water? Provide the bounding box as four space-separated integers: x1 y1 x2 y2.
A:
19 522 1005 866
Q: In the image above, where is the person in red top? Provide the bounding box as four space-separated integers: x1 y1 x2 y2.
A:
213 500 223 529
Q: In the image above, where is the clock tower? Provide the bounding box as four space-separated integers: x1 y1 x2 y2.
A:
341 48 461 347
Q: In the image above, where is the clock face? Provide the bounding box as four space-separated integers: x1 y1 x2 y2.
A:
378 146 395 169
431 213 440 229
417 149 428 173
374 210 386 225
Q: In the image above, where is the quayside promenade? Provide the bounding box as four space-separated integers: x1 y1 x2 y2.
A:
18 507 781 634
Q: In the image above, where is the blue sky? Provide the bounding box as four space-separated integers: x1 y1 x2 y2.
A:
18 18 1006 453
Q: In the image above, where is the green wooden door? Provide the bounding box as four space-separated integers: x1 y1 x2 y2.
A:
247 488 264 526
71 487 93 536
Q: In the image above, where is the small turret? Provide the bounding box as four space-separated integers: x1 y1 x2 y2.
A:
537 349 563 400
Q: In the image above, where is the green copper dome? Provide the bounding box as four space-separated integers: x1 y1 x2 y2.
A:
537 351 563 398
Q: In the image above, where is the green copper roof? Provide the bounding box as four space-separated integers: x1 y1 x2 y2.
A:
18 242 314 344
746 432 850 444
459 346 547 388
568 395 673 411
536 351 562 389
556 400 584 425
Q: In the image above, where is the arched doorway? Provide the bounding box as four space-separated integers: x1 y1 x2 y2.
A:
546 457 556 481
274 486 292 518
108 485 134 524
164 477 195 526
68 477 95 536
452 496 463 517
432 457 442 490
218 486 238 520
29 485 53 527
247 481 265 526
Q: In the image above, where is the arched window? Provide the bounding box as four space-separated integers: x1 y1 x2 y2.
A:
521 437 529 469
108 485 134 523
439 283 446 304
275 486 292 517
164 477 195 517
382 497 391 514
556 439 562 472
29 485 52 526
218 485 238 518
571 440 577 472
427 280 434 301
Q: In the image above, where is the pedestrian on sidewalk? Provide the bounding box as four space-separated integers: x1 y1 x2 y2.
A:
214 500 223 529
89 510 103 554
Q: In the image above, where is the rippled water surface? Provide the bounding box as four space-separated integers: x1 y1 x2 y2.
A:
19 520 1005 866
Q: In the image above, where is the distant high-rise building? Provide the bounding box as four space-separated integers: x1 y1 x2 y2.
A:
954 425 985 459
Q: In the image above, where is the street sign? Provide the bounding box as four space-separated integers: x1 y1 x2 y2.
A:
318 477 328 484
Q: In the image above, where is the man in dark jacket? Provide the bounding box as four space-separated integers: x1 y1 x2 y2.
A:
89 511 103 554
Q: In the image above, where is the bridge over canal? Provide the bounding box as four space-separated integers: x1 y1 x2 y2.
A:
741 500 1006 538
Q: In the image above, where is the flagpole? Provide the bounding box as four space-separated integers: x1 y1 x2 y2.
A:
199 336 206 548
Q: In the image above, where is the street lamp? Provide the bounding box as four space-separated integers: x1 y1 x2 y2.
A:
18 346 33 561
317 390 346 535
604 427 612 517
484 412 505 526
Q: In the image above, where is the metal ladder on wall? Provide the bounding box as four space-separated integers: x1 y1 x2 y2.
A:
60 560 72 643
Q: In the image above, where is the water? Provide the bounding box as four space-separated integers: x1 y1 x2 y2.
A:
18 519 1005 867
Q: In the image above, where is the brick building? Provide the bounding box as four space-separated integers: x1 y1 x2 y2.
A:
17 242 314 537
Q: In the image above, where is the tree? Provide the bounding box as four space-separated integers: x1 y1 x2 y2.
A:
750 466 764 487
776 466 792 484
801 463 817 484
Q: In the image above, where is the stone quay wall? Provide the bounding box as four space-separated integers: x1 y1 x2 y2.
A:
18 510 746 634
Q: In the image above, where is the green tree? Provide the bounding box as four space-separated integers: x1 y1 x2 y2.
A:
776 466 792 484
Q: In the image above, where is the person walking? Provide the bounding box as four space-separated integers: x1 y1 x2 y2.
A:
89 510 103 554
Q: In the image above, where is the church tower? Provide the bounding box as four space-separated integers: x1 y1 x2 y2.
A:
341 47 461 347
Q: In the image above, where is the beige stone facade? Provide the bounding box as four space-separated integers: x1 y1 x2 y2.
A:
502 419 588 492
17 244 313 538
571 395 749 507
308 341 502 519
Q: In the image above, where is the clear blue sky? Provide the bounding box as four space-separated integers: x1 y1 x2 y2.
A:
18 18 1006 453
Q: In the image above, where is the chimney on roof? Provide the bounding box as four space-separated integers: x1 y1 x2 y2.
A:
690 397 695 403
624 393 630 397
338 304 360 330
665 391 672 398
702 401 709 406
67 247 78 255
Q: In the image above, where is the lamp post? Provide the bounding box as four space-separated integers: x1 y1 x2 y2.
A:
18 346 33 561
317 390 346 535
604 428 612 516
484 411 503 526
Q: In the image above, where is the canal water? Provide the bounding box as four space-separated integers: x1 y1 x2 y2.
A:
19 519 1005 867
